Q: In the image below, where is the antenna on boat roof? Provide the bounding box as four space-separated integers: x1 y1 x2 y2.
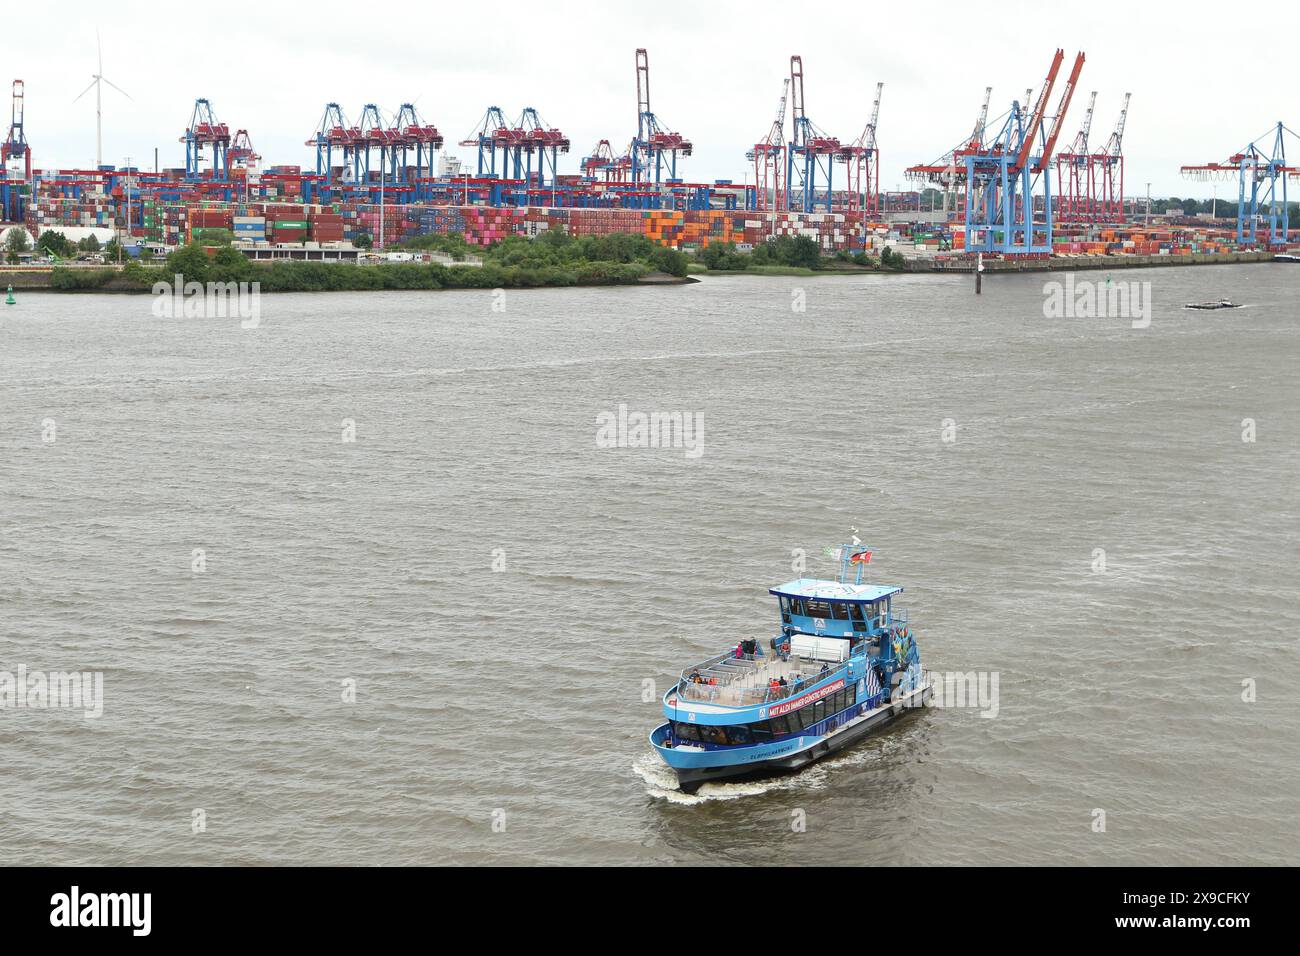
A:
836 533 872 586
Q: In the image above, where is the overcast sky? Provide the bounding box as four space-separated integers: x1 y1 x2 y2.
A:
11 0 1297 198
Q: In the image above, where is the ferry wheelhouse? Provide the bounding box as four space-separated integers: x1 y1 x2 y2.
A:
651 541 931 792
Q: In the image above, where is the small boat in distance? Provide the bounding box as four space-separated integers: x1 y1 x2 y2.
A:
1184 299 1241 310
1273 253 1300 263
650 538 932 793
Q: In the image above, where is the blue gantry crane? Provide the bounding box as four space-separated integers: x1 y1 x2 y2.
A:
459 106 512 179
180 98 231 181
511 107 570 189
962 49 1085 255
387 103 443 183
306 103 355 179
786 55 843 214
631 49 692 184
1182 123 1297 248
1 79 30 221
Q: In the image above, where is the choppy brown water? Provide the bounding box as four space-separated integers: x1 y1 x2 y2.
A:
1 265 1296 865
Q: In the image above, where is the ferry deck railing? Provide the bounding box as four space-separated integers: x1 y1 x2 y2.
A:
674 609 910 708
676 653 860 708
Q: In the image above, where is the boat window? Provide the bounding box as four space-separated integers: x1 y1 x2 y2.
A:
794 708 814 732
849 603 865 622
790 598 806 616
728 726 751 745
805 599 833 619
672 722 700 742
831 603 849 620
749 721 774 741
702 726 727 745
769 715 791 736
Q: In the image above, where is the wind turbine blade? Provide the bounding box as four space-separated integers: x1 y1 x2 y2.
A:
73 78 98 103
97 28 103 75
101 76 133 100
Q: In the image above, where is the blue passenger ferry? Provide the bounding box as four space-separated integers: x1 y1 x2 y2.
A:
651 539 932 792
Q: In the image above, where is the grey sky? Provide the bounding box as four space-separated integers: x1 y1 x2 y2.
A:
13 0 1297 199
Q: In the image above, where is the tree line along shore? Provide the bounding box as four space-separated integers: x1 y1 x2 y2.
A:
4 228 910 293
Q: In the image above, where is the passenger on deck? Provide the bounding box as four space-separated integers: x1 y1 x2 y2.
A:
819 662 830 678
734 643 744 659
689 670 703 684
778 676 788 694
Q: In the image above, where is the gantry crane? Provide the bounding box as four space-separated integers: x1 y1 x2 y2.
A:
1 79 29 221
181 98 232 180
459 106 513 179
1182 122 1298 248
1092 93 1129 222
840 81 883 216
512 108 570 189
631 48 692 184
581 139 630 182
1055 90 1095 222
388 103 443 182
962 49 1085 255
748 78 789 212
786 55 843 213
306 103 354 180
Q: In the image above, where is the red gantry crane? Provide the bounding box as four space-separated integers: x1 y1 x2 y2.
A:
1055 90 1095 222
748 78 789 212
840 81 883 216
1092 93 1130 223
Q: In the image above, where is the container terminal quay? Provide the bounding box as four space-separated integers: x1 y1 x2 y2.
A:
1 47 1297 271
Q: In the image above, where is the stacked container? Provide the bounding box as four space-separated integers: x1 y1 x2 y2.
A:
233 215 267 243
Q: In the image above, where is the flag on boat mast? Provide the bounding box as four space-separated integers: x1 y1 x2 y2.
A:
865 665 881 698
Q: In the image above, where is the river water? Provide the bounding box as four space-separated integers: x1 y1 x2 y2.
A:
1 264 1296 865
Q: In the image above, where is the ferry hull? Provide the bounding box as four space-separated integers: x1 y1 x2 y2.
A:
661 683 932 793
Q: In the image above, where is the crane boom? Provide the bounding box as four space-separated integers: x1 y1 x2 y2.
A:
865 81 883 151
1036 51 1085 171
1080 91 1096 142
969 86 992 147
1106 92 1131 157
789 55 807 146
1014 49 1063 172
775 77 790 142
636 48 651 139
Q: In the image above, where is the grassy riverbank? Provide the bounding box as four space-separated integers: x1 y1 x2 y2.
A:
21 230 1281 293
39 230 690 294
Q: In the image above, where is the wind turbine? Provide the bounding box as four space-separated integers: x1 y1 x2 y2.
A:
73 31 131 168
